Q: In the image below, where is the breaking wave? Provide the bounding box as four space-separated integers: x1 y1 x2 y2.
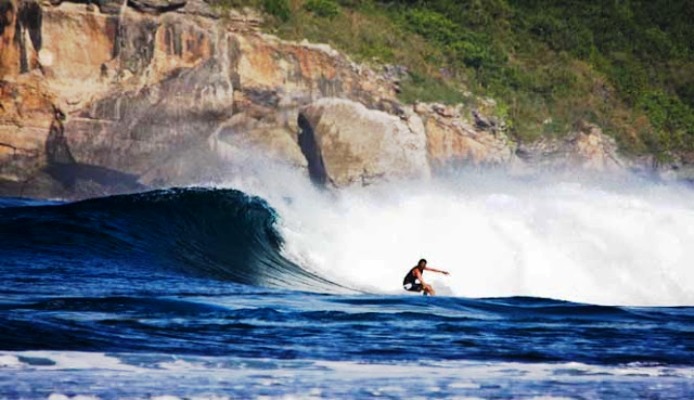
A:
2 170 694 306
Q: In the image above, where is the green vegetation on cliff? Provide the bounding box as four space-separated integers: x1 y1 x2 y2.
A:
220 0 694 160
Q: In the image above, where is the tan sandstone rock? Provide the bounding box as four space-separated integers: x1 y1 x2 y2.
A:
415 102 517 170
298 98 430 186
210 113 307 168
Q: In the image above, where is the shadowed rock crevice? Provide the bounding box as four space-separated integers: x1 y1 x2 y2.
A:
226 35 242 88
0 0 14 37
297 113 328 186
13 0 42 73
45 107 74 165
9 1 43 74
164 25 183 56
128 0 187 15
46 0 123 15
19 0 41 51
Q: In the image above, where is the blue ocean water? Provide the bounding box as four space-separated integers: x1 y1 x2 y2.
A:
0 188 692 399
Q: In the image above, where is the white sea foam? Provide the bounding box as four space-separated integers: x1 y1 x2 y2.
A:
4 351 690 379
157 358 201 371
2 351 692 399
48 395 101 400
0 355 21 368
1 351 140 371
221 162 694 306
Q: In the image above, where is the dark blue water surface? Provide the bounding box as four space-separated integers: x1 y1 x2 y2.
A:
1 188 692 399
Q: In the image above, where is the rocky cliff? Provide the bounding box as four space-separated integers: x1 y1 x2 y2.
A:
0 0 626 198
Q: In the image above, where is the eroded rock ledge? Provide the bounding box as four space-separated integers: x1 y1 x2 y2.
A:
0 0 628 199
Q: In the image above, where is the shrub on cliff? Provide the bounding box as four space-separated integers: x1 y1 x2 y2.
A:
262 0 291 21
305 0 340 18
212 0 291 22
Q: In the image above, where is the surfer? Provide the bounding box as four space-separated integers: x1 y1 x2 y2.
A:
403 259 449 296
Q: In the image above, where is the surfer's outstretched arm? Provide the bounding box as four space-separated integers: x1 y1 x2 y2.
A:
424 267 449 275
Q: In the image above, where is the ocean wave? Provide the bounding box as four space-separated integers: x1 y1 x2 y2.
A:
0 292 691 364
3 173 694 306
0 188 339 292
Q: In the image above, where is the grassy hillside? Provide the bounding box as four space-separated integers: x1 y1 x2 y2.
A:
218 0 694 161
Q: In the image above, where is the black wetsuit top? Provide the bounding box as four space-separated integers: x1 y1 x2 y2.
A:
403 266 424 291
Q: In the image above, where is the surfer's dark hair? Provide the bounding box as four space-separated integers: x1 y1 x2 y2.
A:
418 258 427 265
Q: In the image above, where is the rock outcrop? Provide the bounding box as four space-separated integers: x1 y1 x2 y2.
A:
516 122 625 173
298 98 429 186
0 0 631 199
0 0 405 197
413 102 517 170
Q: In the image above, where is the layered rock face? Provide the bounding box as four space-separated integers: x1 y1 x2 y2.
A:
0 0 627 198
